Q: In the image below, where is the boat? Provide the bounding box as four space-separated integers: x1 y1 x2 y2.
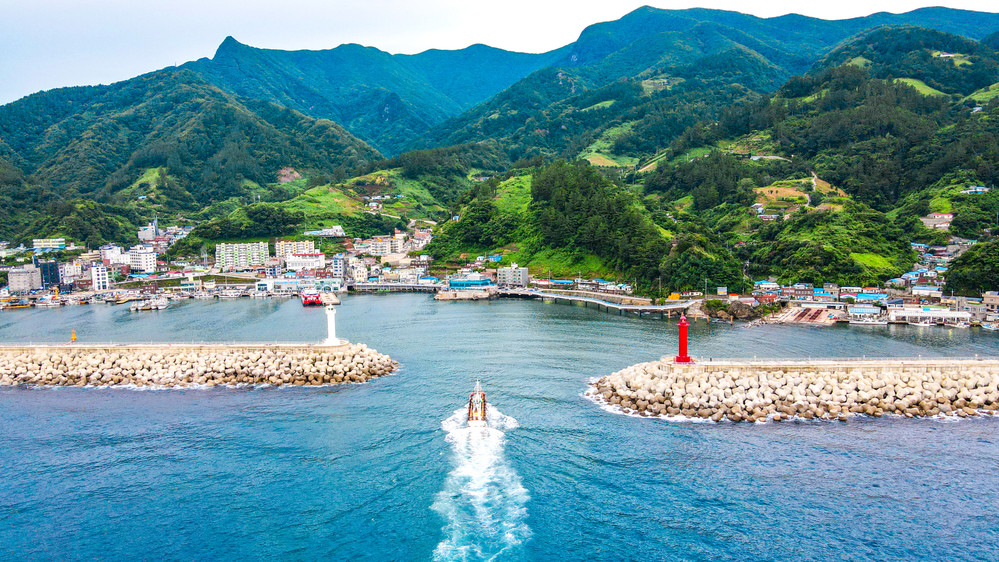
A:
249 290 268 298
980 323 998 332
944 321 971 329
908 319 936 327
217 290 243 300
300 288 323 306
467 381 487 427
130 297 169 312
34 297 63 308
849 317 888 326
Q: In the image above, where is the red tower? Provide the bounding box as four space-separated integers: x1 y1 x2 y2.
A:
674 313 693 363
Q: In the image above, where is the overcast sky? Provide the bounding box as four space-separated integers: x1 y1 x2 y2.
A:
1 0 997 105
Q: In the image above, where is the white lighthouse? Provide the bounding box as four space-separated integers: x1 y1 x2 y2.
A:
323 304 342 346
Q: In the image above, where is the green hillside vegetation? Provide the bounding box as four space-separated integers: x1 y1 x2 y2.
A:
895 78 948 96
966 82 999 103
946 239 999 294
184 38 566 155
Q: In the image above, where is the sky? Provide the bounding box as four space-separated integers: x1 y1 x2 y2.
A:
1 0 998 105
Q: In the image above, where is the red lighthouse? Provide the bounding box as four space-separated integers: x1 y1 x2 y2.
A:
674 313 693 363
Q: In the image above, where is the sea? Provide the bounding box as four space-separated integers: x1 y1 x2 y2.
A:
1 294 998 561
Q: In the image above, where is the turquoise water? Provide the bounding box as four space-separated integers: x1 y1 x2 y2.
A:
2 295 998 560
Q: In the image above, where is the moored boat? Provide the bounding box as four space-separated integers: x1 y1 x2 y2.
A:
981 323 999 332
849 317 887 326
908 319 936 327
467 381 487 427
300 288 323 306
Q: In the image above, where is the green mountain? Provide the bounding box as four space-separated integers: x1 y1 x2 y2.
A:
183 38 566 155
419 7 999 160
0 68 380 244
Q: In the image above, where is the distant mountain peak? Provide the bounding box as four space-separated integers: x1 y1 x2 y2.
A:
214 36 247 58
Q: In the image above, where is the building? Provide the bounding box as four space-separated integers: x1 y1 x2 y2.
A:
8 265 42 292
497 263 530 287
138 219 160 242
128 245 158 274
99 244 130 266
328 256 346 279
448 272 492 290
984 292 999 321
302 226 346 238
34 259 60 287
91 264 111 292
285 253 326 272
32 238 66 251
275 239 316 259
58 262 83 283
368 238 392 256
215 242 269 272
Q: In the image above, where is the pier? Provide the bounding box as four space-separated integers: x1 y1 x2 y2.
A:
348 282 444 293
498 288 693 317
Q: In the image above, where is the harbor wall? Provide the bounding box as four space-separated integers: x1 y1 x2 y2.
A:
589 358 999 422
0 343 397 388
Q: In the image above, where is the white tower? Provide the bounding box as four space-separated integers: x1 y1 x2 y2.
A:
323 304 342 346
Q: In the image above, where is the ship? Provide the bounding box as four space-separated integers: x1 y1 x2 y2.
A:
467 381 487 427
300 288 323 306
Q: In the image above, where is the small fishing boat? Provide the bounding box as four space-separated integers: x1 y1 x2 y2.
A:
467 381 487 427
981 323 999 332
850 317 887 326
130 297 169 312
908 319 936 327
944 321 970 329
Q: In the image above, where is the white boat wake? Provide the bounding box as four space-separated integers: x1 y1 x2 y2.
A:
432 406 530 561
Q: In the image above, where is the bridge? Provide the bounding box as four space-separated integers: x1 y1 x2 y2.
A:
348 282 444 293
498 289 693 317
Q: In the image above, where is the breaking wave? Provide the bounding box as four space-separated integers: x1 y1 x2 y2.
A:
431 406 530 561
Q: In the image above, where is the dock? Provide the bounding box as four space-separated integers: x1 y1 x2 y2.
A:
498 289 692 317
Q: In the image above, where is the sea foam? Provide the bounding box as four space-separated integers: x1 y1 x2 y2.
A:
431 406 530 561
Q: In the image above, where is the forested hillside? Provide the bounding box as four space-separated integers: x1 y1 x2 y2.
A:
183 38 566 155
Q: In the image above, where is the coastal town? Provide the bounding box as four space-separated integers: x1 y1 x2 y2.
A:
1 219 997 332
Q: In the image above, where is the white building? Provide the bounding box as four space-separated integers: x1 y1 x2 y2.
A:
100 244 130 266
275 239 316 259
8 265 42 292
369 238 392 256
128 245 158 273
497 263 530 287
328 256 346 279
58 262 84 283
215 242 269 272
285 253 326 272
32 238 66 251
91 264 111 292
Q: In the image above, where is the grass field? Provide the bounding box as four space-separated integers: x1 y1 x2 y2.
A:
846 56 871 68
493 175 532 214
895 78 947 97
850 252 894 270
580 100 615 112
965 82 999 104
580 122 639 168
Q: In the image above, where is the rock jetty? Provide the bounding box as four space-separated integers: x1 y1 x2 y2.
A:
0 343 397 388
590 358 999 422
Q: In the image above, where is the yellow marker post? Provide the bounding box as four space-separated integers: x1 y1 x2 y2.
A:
71 329 76 343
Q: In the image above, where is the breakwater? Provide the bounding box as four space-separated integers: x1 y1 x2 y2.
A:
589 358 999 422
0 343 397 388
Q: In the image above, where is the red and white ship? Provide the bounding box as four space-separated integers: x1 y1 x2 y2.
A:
467 381 487 427
300 288 323 306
